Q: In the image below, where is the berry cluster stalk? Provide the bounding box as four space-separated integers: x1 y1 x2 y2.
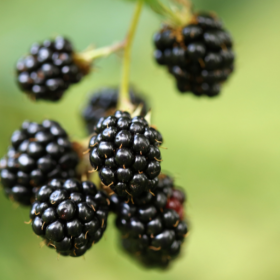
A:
118 0 143 112
75 41 126 62
73 41 126 74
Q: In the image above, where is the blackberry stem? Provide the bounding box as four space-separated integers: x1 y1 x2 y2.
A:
76 41 126 62
118 0 143 112
73 41 126 74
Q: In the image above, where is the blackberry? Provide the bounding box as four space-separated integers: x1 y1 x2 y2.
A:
16 36 88 101
0 120 79 206
115 174 189 268
88 111 163 199
154 12 235 97
82 87 149 135
30 179 109 257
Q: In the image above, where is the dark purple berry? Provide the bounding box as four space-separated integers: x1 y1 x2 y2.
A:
30 179 109 257
16 36 86 101
0 120 79 206
81 87 148 134
114 173 189 268
153 12 235 97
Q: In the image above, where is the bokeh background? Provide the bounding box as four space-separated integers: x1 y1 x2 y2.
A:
0 0 279 279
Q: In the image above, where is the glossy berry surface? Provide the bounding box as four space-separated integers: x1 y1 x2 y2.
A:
0 120 79 205
30 179 109 257
115 173 189 268
16 36 85 101
82 87 149 134
154 13 235 97
89 111 163 199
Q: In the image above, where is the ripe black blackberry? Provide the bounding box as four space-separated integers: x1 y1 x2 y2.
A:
16 36 88 101
115 173 189 268
154 12 235 97
82 87 149 135
88 111 163 199
30 179 109 257
0 120 79 206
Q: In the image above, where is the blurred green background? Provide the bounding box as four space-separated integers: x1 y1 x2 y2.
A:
0 0 279 279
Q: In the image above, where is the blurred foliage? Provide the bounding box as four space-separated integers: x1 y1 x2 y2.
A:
0 0 280 279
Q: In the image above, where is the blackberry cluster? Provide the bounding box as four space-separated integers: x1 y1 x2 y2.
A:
30 179 109 257
16 36 86 101
88 111 163 199
0 120 79 205
115 174 189 268
154 13 235 97
82 87 149 135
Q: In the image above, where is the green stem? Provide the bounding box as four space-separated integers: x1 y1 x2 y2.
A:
73 40 126 75
118 0 143 111
76 41 126 62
